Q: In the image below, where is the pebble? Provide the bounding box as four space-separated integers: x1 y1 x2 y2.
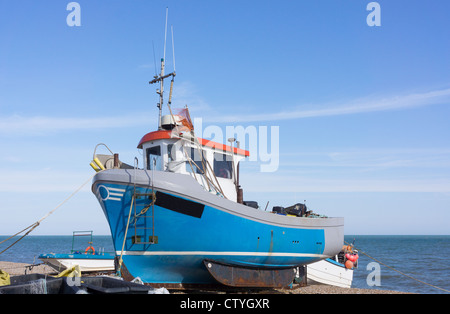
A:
1 261 411 294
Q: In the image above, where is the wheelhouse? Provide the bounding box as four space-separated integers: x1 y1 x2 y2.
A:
137 117 250 202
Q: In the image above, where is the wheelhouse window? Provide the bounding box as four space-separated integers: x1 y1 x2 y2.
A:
214 152 233 179
167 144 174 163
186 147 205 174
146 146 162 171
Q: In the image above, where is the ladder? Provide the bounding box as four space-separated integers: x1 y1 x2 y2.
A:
131 191 158 245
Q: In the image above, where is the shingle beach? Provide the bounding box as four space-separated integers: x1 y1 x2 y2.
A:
0 261 410 294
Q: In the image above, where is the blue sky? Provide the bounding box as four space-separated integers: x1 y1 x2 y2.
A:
0 0 449 235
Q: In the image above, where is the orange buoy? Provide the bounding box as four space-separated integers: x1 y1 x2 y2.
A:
85 246 95 254
345 260 354 269
346 253 358 262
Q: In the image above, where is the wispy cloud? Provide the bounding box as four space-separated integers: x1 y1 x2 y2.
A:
172 81 211 113
0 114 152 136
239 147 450 193
1 87 448 135
205 87 450 123
280 148 450 170
0 169 92 193
241 171 450 193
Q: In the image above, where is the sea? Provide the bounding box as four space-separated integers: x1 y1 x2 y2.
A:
1 234 449 294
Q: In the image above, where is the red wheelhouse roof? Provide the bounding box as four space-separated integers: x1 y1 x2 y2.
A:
137 130 250 157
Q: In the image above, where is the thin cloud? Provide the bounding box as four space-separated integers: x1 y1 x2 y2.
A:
206 87 450 123
1 87 448 135
0 169 92 193
280 148 450 169
241 172 450 193
0 114 152 136
171 81 212 113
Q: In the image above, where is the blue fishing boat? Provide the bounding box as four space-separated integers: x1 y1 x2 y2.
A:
90 22 344 288
39 231 115 273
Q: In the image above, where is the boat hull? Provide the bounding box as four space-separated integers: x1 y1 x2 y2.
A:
306 258 353 288
92 169 344 285
39 253 115 272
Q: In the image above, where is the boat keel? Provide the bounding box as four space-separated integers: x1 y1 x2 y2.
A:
203 259 296 288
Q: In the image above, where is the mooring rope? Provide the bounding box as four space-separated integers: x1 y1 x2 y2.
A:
346 241 450 293
117 194 135 276
0 172 98 255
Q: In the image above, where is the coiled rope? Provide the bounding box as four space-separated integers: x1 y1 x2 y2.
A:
0 172 98 255
346 241 450 293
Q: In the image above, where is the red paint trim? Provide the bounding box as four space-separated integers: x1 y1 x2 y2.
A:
199 138 250 157
137 130 172 148
137 130 250 157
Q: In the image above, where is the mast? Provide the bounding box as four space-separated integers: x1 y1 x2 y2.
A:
159 57 165 130
147 8 226 199
149 8 175 129
150 59 175 128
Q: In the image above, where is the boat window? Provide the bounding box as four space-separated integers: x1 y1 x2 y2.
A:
214 153 233 179
146 146 162 171
167 144 174 162
186 147 205 174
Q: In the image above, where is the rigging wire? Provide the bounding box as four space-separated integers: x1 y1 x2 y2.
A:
346 241 450 293
0 172 98 255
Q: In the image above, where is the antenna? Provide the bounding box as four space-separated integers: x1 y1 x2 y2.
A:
163 7 168 64
168 25 176 106
149 7 176 130
171 25 176 73
152 40 157 77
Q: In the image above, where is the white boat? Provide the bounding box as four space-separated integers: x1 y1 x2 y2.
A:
305 246 359 288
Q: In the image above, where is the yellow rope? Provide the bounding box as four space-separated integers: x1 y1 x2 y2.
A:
346 241 450 293
117 195 135 274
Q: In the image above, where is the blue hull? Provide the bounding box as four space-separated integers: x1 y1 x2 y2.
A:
92 170 344 285
39 253 115 260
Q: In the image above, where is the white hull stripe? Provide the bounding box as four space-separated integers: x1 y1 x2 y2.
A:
108 187 126 192
116 251 328 258
97 185 125 202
